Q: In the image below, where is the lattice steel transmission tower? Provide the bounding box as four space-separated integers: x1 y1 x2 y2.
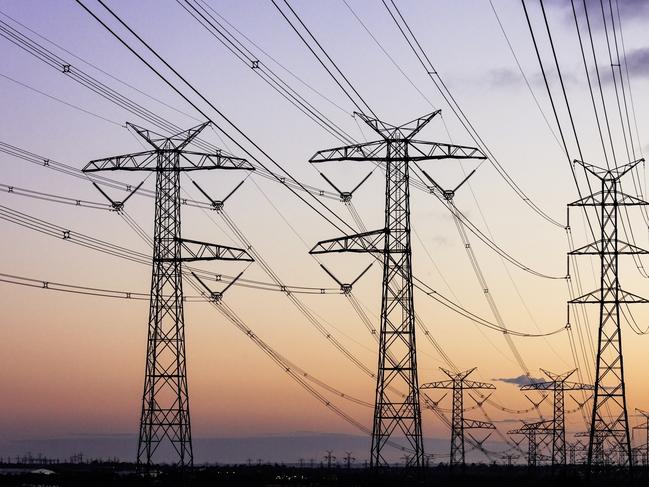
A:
84 122 254 467
521 369 592 466
421 368 495 466
309 111 485 467
567 159 647 468
634 409 649 466
509 422 551 467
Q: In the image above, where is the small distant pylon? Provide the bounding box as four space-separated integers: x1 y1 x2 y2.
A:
343 452 355 469
520 369 592 466
568 158 648 468
501 454 519 467
634 409 649 467
509 421 550 467
421 368 495 466
84 122 254 467
324 450 336 469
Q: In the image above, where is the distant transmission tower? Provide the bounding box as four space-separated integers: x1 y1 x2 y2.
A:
568 159 647 468
509 421 549 467
634 409 649 467
421 368 495 466
309 111 485 467
84 122 254 467
521 369 592 466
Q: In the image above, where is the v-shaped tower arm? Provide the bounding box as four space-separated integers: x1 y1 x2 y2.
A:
574 158 644 180
355 110 441 140
127 121 211 151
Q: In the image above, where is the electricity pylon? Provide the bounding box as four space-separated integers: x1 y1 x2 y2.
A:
567 158 647 468
421 368 495 466
509 421 551 467
634 409 649 466
520 369 593 466
309 111 485 467
83 122 254 467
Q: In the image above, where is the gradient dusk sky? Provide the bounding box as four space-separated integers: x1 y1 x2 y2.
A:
2 0 649 463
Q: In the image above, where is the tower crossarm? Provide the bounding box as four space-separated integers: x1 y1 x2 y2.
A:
83 150 158 172
464 419 496 430
521 382 592 391
561 383 594 391
309 229 386 254
83 150 253 172
569 288 649 304
569 239 649 255
174 238 253 262
407 140 486 162
461 380 496 390
309 140 387 162
569 191 649 207
508 420 552 435
309 140 485 163
420 380 455 390
177 151 254 171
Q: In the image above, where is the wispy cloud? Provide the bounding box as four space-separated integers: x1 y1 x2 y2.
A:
486 66 578 90
487 68 521 89
494 374 544 386
623 47 649 79
547 0 649 23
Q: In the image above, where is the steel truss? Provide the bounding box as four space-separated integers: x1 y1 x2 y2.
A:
421 367 495 466
309 111 485 467
568 159 647 468
83 122 254 467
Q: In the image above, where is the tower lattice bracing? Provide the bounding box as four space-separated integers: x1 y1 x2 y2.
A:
568 159 647 468
83 122 254 467
422 368 495 466
509 421 551 467
309 111 485 467
521 369 592 466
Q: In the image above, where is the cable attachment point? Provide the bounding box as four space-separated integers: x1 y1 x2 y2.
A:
319 262 373 295
92 180 144 211
420 168 476 201
319 171 373 203
191 271 244 303
193 179 245 211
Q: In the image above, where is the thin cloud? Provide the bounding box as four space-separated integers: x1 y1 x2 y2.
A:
494 374 545 386
486 66 578 90
589 47 649 85
487 67 522 89
624 47 649 79
548 0 649 24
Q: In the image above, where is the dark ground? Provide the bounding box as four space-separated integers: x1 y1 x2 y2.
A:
0 463 647 486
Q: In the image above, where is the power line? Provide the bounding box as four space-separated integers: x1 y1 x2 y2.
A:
382 0 563 229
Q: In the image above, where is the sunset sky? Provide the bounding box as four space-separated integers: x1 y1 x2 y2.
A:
2 0 649 463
